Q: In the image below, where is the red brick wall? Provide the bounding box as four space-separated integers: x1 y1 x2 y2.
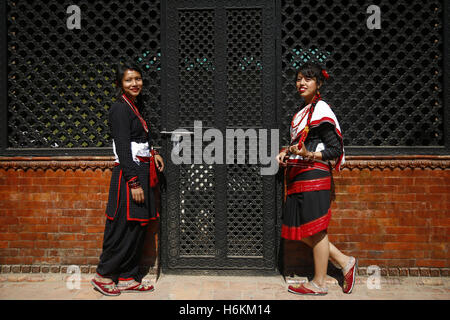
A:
332 165 448 268
0 156 449 275
0 157 158 271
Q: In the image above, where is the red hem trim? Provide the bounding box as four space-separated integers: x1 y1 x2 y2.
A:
281 209 332 241
114 170 122 220
141 213 160 226
128 176 138 182
105 169 123 222
126 181 130 220
127 217 152 222
125 182 152 223
118 277 134 281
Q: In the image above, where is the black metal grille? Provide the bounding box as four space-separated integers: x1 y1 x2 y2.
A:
178 9 217 258
280 0 444 147
226 8 264 257
226 8 263 127
179 9 215 129
6 0 161 149
179 164 216 257
162 0 277 271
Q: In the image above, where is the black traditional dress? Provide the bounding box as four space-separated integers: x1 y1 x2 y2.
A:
281 96 344 240
96 94 159 282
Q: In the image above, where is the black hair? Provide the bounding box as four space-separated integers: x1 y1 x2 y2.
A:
115 60 144 105
296 62 327 85
116 60 143 87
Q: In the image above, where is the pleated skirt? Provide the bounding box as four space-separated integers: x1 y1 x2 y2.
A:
281 169 332 241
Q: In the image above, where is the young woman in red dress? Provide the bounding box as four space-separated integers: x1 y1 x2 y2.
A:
276 62 357 295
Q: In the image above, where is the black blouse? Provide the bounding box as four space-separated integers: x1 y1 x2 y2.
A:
109 100 149 183
303 122 342 161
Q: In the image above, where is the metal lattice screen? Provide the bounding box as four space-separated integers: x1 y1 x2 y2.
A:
280 0 444 148
226 8 264 257
178 9 217 257
163 0 277 271
6 0 161 149
176 7 266 259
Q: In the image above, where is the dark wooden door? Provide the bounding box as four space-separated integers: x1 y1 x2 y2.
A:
160 0 278 272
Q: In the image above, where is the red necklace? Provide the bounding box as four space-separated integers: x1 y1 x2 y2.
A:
294 93 321 146
121 94 149 133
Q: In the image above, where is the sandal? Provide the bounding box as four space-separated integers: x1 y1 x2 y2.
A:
91 278 121 296
288 280 328 296
118 281 155 293
342 256 357 294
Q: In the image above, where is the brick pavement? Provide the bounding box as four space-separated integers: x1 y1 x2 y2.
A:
0 273 448 300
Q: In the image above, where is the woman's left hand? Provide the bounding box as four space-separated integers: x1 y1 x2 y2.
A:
155 154 164 172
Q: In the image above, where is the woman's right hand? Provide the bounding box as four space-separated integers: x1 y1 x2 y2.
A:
131 187 145 204
276 151 288 167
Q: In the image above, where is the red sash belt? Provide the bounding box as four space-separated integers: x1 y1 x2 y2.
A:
137 154 159 188
286 159 330 181
287 176 331 195
136 156 151 162
115 153 159 188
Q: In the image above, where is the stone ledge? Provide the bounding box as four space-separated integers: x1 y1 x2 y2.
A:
1 265 157 275
284 266 449 277
1 155 450 171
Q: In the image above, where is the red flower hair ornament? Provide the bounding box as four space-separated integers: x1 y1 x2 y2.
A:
322 69 330 80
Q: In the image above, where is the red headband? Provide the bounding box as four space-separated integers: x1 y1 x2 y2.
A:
322 69 329 80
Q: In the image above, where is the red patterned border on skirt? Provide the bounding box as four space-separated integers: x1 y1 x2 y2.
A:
287 176 331 195
281 209 332 241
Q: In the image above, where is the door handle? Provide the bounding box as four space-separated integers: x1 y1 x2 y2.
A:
160 130 194 151
160 130 194 135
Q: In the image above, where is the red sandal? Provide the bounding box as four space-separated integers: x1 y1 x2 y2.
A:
118 282 155 293
288 281 328 296
342 257 357 294
91 278 121 296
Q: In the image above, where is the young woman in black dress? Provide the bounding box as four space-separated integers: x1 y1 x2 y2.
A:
91 62 164 296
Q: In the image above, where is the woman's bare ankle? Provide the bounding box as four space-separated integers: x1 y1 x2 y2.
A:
342 256 355 274
95 274 113 283
118 279 139 288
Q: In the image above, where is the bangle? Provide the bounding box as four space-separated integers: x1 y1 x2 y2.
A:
128 180 141 189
